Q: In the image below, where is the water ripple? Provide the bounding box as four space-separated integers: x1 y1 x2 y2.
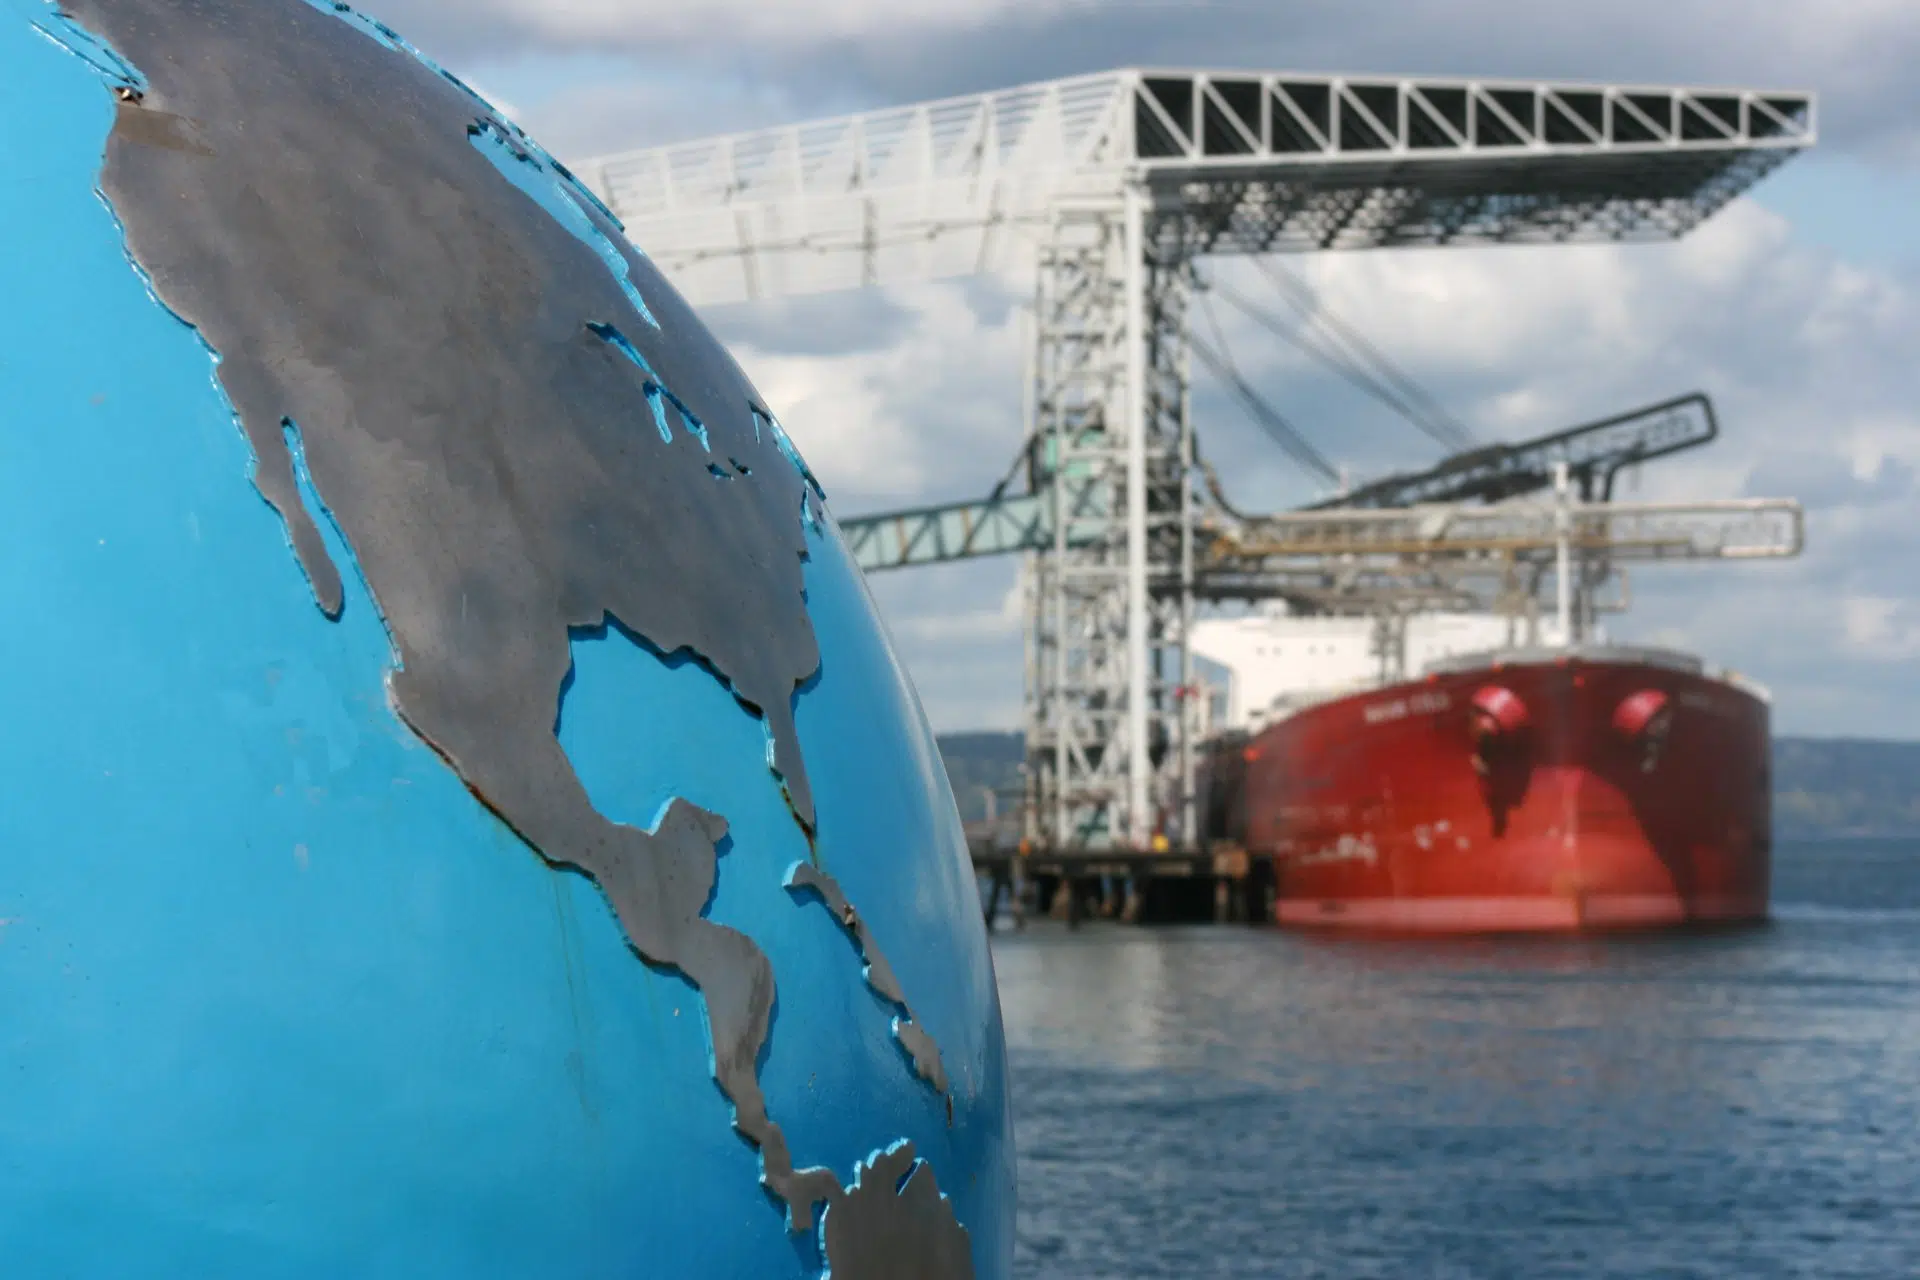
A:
994 840 1920 1278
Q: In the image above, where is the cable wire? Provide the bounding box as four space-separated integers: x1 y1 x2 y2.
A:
1218 278 1459 453
1227 257 1476 453
1192 290 1339 485
1253 257 1469 444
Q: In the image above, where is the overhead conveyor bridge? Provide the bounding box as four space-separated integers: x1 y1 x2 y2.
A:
584 71 1815 305
582 69 1815 852
836 392 1722 573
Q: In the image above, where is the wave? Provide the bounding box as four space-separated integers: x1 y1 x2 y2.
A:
1771 902 1920 924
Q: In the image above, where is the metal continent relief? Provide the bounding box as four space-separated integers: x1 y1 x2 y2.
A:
44 0 967 1270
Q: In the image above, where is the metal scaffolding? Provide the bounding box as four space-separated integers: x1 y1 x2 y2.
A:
1020 200 1198 846
581 69 1816 853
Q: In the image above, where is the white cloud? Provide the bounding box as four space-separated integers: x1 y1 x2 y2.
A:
464 0 1064 47
701 187 1920 735
458 77 522 126
889 574 1024 644
720 282 1027 507
1842 596 1920 661
374 0 1081 94
385 0 1920 162
390 0 1920 736
731 348 918 494
865 560 1028 729
1845 419 1920 476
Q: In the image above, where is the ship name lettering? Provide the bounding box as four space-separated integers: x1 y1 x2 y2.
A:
1363 691 1450 724
1288 833 1379 869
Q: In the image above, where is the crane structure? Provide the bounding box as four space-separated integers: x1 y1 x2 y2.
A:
837 391 1721 572
1303 391 1719 509
1200 494 1802 622
583 69 1815 853
1215 496 1802 564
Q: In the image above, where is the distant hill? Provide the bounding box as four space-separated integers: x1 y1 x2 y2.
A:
936 732 1920 840
1773 738 1920 839
937 731 1024 824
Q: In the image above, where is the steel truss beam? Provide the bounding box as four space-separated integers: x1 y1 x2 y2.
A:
1215 497 1804 565
582 70 1814 307
839 492 1052 569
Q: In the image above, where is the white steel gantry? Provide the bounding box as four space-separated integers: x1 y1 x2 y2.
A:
581 69 1816 853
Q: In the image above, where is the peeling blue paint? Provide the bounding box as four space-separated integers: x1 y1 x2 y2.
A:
545 520 1012 1274
275 417 349 622
815 1141 963 1278
553 621 833 1266
755 407 827 501
470 120 659 330
784 859 947 1092
3 4 1009 1271
582 321 672 442
683 408 713 452
19 5 405 653
787 520 1013 1271
293 0 400 51
588 320 713 450
282 416 405 669
290 1 629 237
26 1 144 94
0 18 765 1271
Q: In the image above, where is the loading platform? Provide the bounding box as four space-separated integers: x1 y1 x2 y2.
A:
968 832 1272 928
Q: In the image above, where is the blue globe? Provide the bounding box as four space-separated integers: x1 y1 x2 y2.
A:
0 1 1012 1275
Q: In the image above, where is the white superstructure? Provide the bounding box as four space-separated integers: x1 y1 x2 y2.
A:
1190 608 1574 734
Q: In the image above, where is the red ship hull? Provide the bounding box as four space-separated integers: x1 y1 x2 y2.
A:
1228 648 1772 934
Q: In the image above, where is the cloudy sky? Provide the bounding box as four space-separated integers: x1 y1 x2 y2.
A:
390 0 1918 739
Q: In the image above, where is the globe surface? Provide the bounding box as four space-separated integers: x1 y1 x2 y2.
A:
0 1 1011 1275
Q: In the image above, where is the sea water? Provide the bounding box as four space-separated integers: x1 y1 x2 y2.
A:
994 839 1920 1278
